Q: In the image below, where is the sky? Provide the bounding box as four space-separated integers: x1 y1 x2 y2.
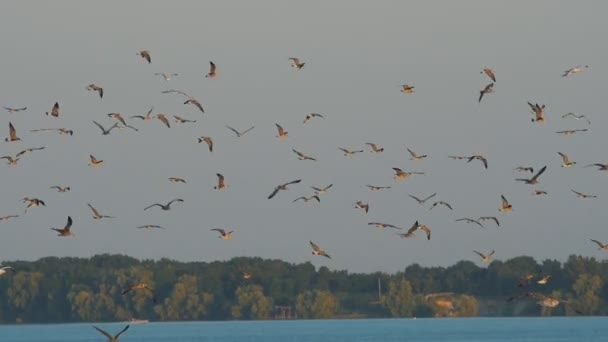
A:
0 1 606 273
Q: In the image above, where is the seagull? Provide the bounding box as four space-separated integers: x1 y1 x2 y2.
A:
51 216 73 237
303 113 323 124
467 155 488 169
537 275 552 285
144 199 184 211
93 325 130 342
400 84 415 94
516 165 547 184
354 201 369 213
5 122 20 142
107 113 128 126
558 152 576 167
311 184 333 195
562 65 588 77
293 195 320 203
478 83 494 103
409 193 437 205
30 128 73 136
169 177 186 183
366 185 391 191
184 98 205 113
289 57 305 70
88 154 103 168
456 218 485 229
0 266 15 276
88 203 114 220
572 190 597 199
585 163 608 171
398 221 420 239
2 106 27 113
292 149 316 161
393 168 424 180
533 190 548 196
137 225 166 230
561 112 591 125
226 125 255 137
214 173 228 190
154 73 178 81
211 228 234 240
499 195 513 212
198 136 213 152
122 283 156 302
22 197 46 213
514 166 534 173
474 250 495 263
16 146 46 158
138 50 151 63
365 143 384 153
0 215 19 222
268 179 301 199
0 156 20 166
205 61 217 78
368 222 401 230
174 115 197 124
275 124 288 139
92 121 119 135
309 241 331 258
242 272 253 280
481 68 496 82
86 84 104 98
45 102 60 117
156 114 171 128
556 129 589 135
430 201 453 210
479 216 500 227
131 106 154 121
407 148 427 161
338 148 364 157
528 102 546 123
590 239 608 251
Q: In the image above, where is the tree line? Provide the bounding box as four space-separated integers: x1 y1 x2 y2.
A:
0 254 606 323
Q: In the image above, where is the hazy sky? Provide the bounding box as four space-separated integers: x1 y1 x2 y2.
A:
0 1 606 273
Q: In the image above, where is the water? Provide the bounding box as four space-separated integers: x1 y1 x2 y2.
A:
0 317 606 341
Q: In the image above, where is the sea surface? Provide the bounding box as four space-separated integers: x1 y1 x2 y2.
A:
0 317 606 341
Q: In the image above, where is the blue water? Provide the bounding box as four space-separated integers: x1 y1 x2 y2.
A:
0 318 606 341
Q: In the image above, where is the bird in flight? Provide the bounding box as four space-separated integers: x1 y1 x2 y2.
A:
0 155 20 166
499 195 513 213
514 166 534 173
93 325 130 342
562 65 588 77
393 168 424 180
338 148 364 157
155 72 178 81
144 199 184 211
131 107 154 121
354 201 369 213
0 215 19 222
292 149 316 161
88 154 104 168
407 148 427 161
169 177 186 184
2 106 27 113
481 68 496 82
88 203 114 220
85 84 104 98
478 83 494 103
293 195 320 203
558 152 576 167
528 102 546 123
311 184 333 195
205 61 217 78
365 143 384 153
211 228 234 240
400 84 415 94
156 114 171 128
399 221 431 240
409 193 437 205
184 98 205 113
30 128 73 136
309 241 331 259
93 121 119 135
533 190 548 196
585 163 608 171
571 190 597 199
51 216 73 237
268 179 301 199
214 173 228 190
303 113 323 124
590 239 608 251
122 283 156 302
366 185 391 191
198 136 213 152
22 197 46 213
107 113 128 126
289 57 305 70
449 155 487 169
515 165 547 185
555 129 589 135
45 102 60 117
5 122 21 142
174 115 196 124
479 216 500 227
368 222 401 230
474 250 495 263
456 218 485 229
226 125 255 137
137 225 165 230
561 112 591 125
138 50 151 63
0 266 15 276
430 201 453 210
275 124 288 139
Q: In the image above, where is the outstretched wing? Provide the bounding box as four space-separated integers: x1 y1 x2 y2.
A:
93 326 113 339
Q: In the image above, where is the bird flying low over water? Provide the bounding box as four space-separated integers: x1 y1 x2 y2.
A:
528 102 546 123
499 195 513 212
206 61 217 78
481 68 496 82
0 266 15 276
478 83 494 103
338 148 364 157
122 283 156 303
289 57 305 70
198 136 213 152
309 241 331 258
144 199 184 211
292 148 316 161
409 193 436 205
562 65 588 77
268 179 302 199
138 50 151 63
85 84 104 98
400 84 415 94
211 228 234 240
2 106 27 113
88 203 114 220
93 325 129 342
571 190 597 199
226 125 255 137
51 216 73 237
45 102 60 117
5 122 21 142
214 173 228 190
474 250 495 263
515 165 547 185
88 154 103 168
303 113 323 124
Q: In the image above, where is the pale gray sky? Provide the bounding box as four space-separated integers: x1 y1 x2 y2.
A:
0 1 606 272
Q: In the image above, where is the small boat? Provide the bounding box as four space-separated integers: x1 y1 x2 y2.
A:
128 318 149 325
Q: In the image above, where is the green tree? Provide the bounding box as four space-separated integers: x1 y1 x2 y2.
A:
572 273 602 315
296 290 338 319
381 278 415 317
231 285 273 320
155 274 214 320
